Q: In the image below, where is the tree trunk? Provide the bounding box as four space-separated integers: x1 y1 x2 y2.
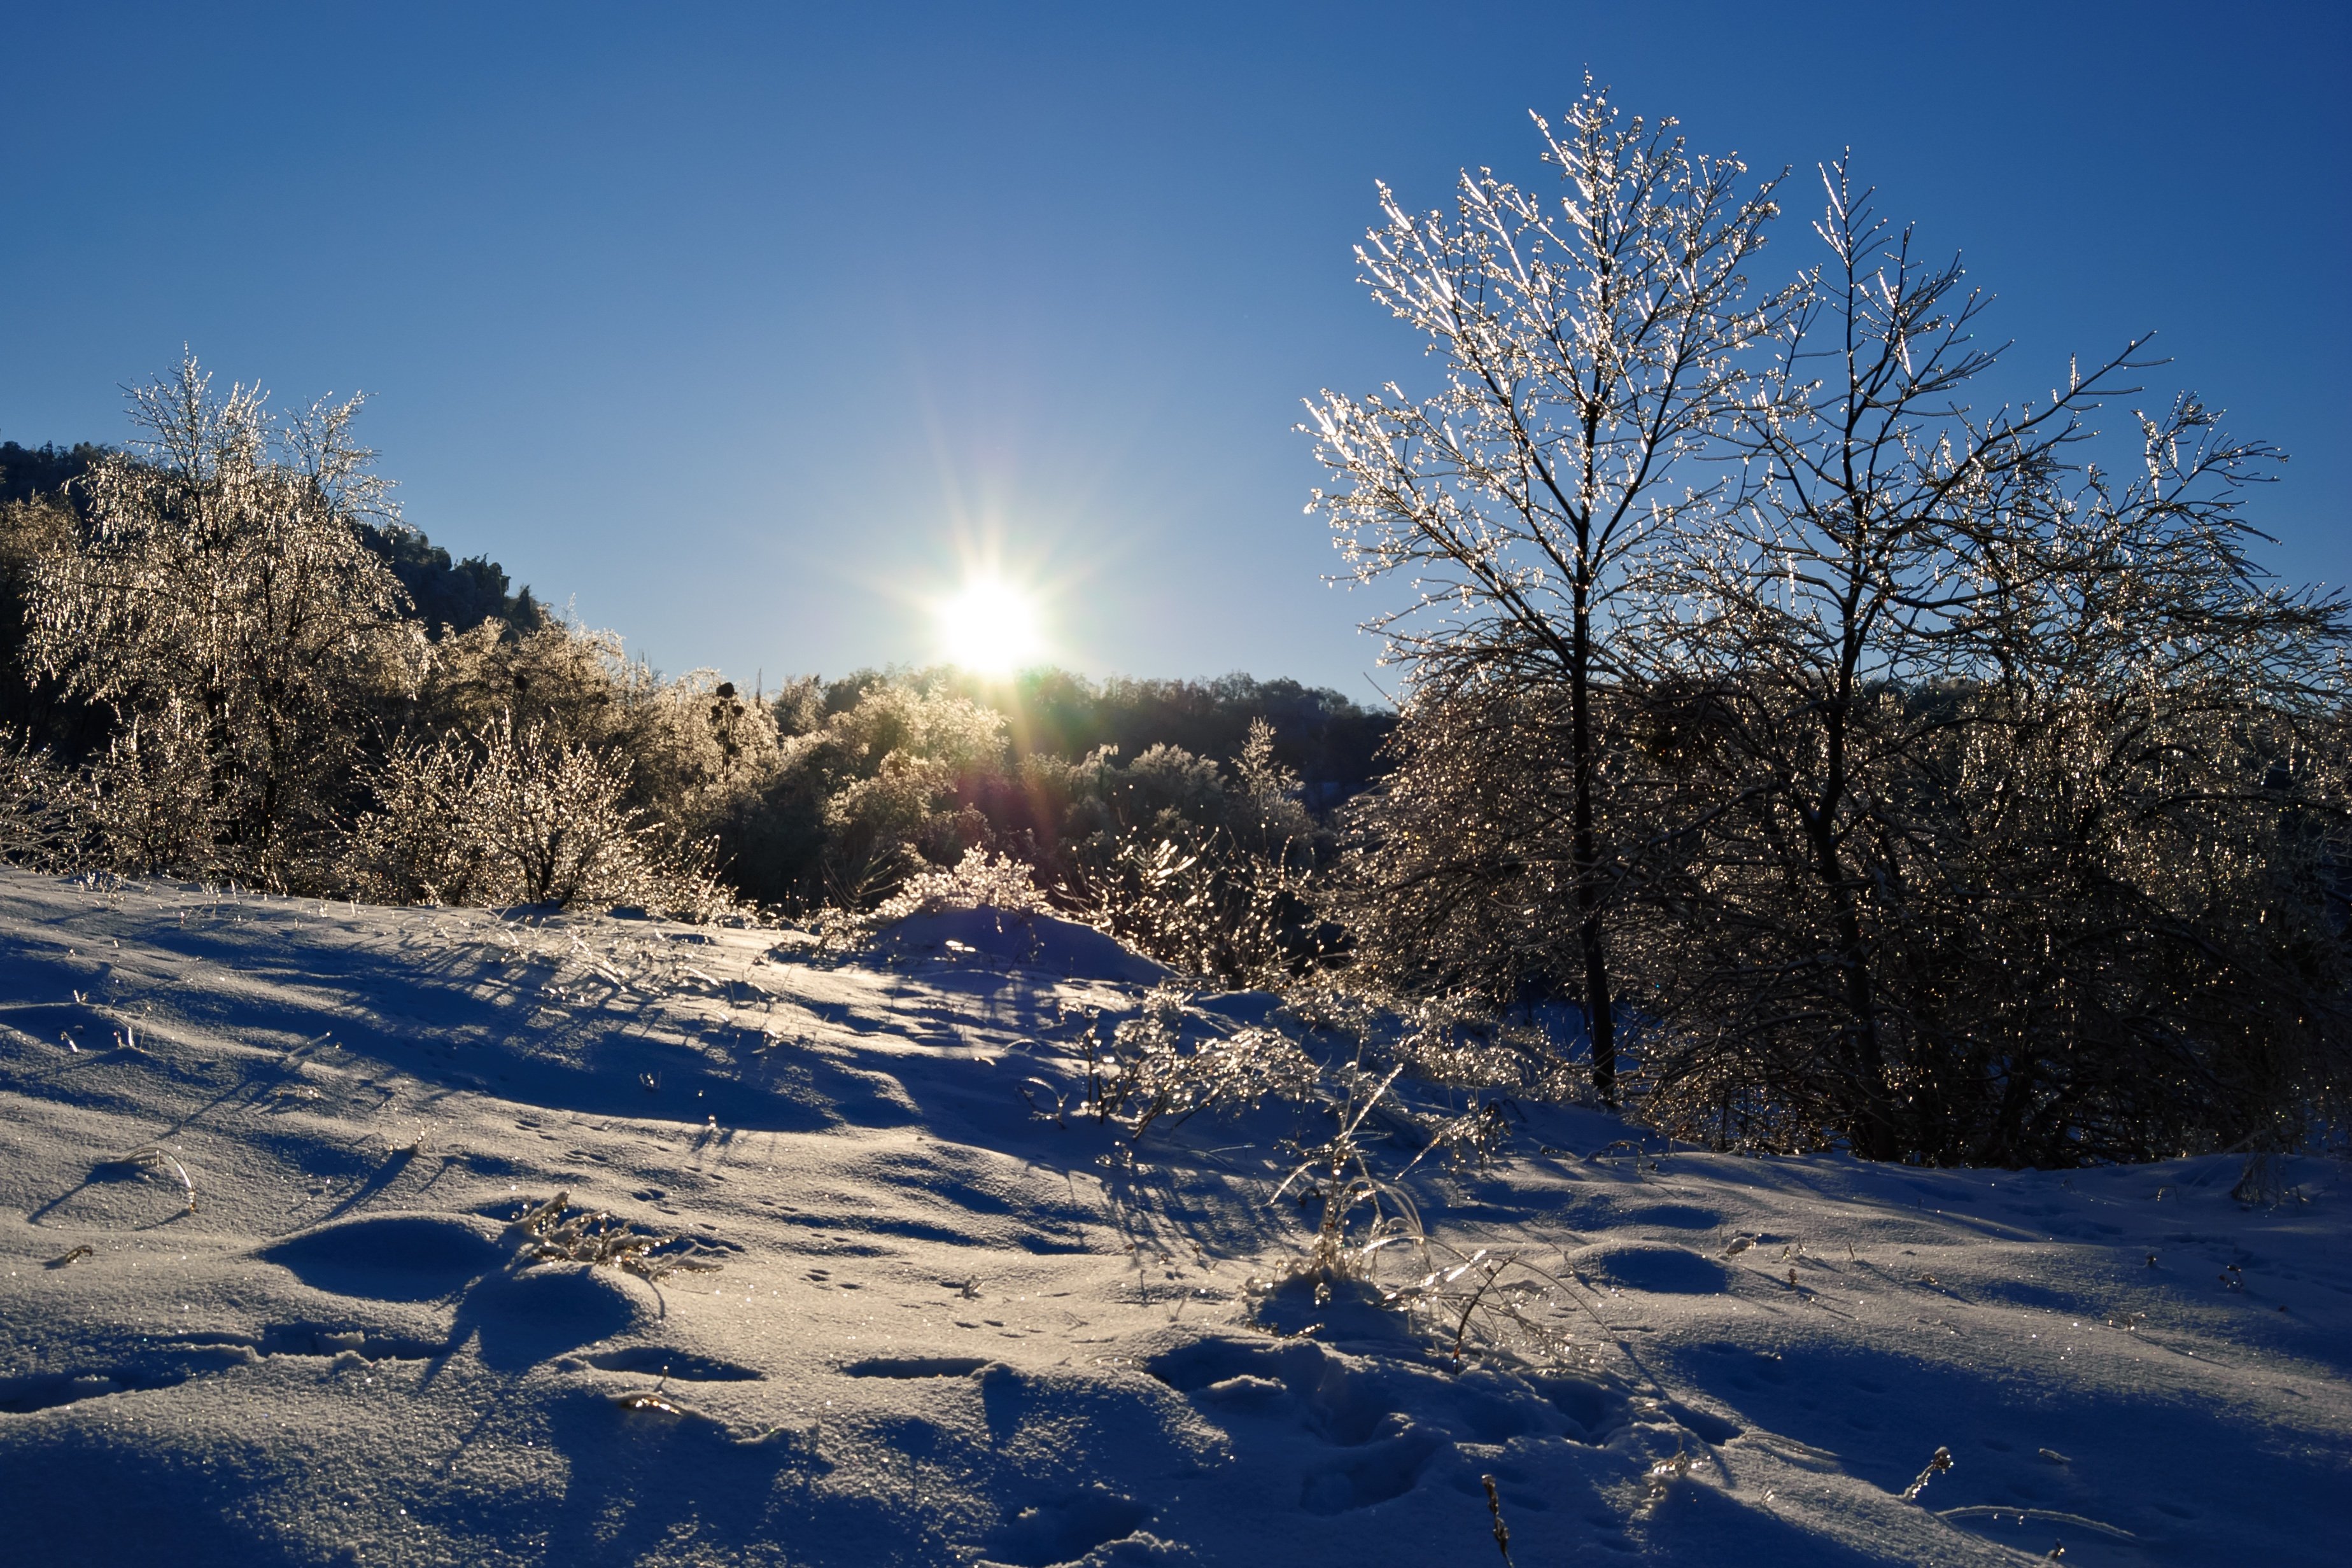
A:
1570 578 1618 1104
1801 795 1899 1157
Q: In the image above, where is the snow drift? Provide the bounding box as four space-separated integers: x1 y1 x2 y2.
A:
0 871 2343 1565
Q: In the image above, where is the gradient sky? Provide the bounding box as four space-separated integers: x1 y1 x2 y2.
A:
2 2 2344 699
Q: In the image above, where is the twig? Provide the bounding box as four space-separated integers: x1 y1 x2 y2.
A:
1481 1474 1516 1565
102 1147 195 1213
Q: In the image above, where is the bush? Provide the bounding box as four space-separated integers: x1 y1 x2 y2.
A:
1082 986 1320 1142
868 847 1050 923
344 711 723 916
0 727 77 871
24 355 412 885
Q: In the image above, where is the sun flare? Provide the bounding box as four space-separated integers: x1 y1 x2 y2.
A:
937 577 1043 675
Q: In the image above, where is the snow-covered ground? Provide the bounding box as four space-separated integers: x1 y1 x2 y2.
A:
1 871 2344 1567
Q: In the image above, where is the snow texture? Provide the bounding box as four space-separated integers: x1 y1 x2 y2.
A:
0 870 2344 1565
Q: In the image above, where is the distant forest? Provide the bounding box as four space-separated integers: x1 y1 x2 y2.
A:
1 438 1389 790
0 420 1391 957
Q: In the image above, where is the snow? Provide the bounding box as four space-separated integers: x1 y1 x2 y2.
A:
0 869 2344 1565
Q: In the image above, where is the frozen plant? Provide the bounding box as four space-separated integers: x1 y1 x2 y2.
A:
1309 80 1785 1104
868 846 1050 924
344 711 726 918
1629 162 2352 1164
1083 986 1320 1143
1269 1063 1424 1284
506 1191 724 1283
1900 1445 1954 1502
1388 994 1588 1102
1247 1051 1593 1366
0 727 78 871
98 1146 195 1215
1479 1474 1516 1565
26 353 413 885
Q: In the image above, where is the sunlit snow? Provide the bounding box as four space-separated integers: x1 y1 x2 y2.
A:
0 871 2342 1565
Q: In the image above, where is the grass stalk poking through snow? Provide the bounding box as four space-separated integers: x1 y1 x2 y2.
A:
1480 1474 1516 1565
1257 1066 1584 1368
100 1147 195 1214
507 1191 725 1283
1901 1446 1954 1502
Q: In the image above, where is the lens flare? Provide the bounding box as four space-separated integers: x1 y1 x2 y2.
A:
937 577 1042 674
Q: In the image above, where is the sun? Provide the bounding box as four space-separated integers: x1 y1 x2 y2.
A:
936 577 1043 675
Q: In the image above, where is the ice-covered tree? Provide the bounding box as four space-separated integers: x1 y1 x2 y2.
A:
25 353 411 880
1307 84 1782 1101
1632 164 2351 1161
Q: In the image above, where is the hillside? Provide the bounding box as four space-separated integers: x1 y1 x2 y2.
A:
0 870 2343 1565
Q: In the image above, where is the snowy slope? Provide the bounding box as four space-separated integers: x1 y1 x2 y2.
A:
0 870 2344 1567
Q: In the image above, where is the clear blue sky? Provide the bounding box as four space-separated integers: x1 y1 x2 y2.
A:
3 1 2344 699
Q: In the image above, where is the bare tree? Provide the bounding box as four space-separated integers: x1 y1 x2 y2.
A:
1925 396 2352 1161
1635 164 2349 1160
25 353 412 881
1307 85 1783 1102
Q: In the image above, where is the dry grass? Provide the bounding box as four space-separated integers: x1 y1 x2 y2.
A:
100 1146 195 1214
507 1191 725 1283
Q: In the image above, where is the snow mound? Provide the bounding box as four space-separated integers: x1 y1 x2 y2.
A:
259 1212 504 1299
868 904 1172 984
1572 1239 1731 1295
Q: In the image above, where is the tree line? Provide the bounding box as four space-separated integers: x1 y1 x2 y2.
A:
3 85 2344 1168
0 388 1380 967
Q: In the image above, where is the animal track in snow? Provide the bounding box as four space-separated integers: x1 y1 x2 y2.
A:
842 1354 994 1378
0 1323 448 1415
1299 1427 1444 1515
586 1347 763 1381
982 1485 1152 1567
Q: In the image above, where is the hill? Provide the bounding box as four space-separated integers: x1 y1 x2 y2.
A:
0 870 2342 1565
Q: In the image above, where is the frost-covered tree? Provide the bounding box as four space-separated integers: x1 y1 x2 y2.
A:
1337 678 1592 1010
1307 85 1782 1101
25 354 411 880
1631 165 2351 1161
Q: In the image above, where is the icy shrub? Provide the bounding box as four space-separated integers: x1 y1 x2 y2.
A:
1387 994 1589 1101
1083 986 1320 1142
1065 722 1344 988
344 711 724 917
393 619 784 865
868 846 1049 923
0 726 80 871
79 697 226 877
730 682 1009 912
1083 825 1340 989
25 354 412 883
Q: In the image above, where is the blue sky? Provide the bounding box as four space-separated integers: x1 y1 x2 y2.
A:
2 2 2344 698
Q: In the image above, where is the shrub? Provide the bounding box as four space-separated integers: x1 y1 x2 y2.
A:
1082 986 1321 1142
0 726 78 871
868 846 1050 924
344 711 723 917
24 354 412 884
